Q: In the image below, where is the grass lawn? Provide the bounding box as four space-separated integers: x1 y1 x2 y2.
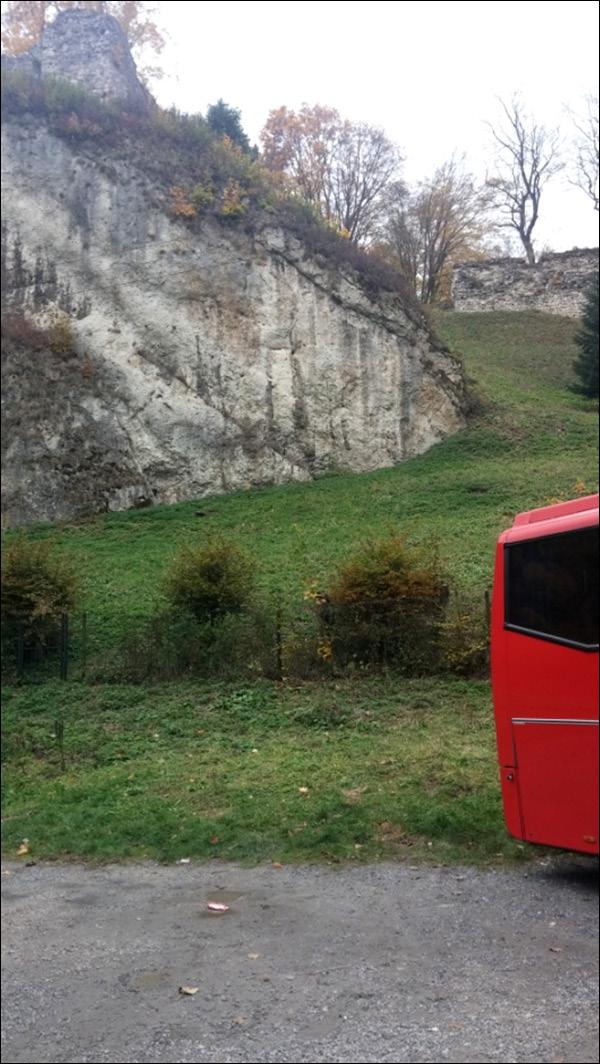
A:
1 676 527 865
1 310 597 864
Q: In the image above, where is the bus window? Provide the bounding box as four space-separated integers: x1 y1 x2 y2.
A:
504 525 599 649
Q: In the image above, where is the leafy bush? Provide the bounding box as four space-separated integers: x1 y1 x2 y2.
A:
168 185 196 218
164 541 255 623
220 179 246 218
440 592 489 677
191 182 215 210
573 275 599 399
1 537 77 645
315 536 449 673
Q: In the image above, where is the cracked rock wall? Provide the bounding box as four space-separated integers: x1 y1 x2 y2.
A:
1 119 465 524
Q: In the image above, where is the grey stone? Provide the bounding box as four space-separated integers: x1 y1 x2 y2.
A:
452 248 598 316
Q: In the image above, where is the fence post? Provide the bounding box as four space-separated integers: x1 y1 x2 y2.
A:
59 613 69 681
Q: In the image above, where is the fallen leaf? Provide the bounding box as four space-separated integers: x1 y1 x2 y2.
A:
178 985 199 996
209 836 219 845
342 785 367 803
271 861 284 870
16 840 29 857
247 952 261 960
207 901 230 913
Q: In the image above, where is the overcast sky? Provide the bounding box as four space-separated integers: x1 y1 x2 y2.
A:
151 0 599 253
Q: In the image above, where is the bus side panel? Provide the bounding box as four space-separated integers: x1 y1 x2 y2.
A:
512 721 599 854
505 632 598 721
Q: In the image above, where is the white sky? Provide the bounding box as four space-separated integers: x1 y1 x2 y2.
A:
151 0 600 253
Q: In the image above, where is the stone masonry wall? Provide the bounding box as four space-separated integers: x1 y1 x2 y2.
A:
2 10 152 113
452 248 598 316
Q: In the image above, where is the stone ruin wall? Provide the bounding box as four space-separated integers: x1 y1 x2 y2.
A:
1 9 152 112
452 247 598 316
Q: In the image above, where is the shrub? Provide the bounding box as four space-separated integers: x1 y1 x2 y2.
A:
316 536 449 673
573 275 599 399
168 185 197 218
1 311 50 352
191 182 215 210
49 314 76 357
164 541 255 623
220 179 246 218
1 537 77 645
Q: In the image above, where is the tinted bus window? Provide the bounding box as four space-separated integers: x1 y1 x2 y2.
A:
505 526 599 648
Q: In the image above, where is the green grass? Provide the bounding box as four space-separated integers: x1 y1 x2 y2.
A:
1 677 526 864
1 310 597 864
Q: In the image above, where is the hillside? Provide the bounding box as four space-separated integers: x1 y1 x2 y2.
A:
12 310 599 659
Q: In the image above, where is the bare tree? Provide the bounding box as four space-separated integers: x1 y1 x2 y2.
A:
486 97 562 264
569 95 599 211
383 159 491 303
261 104 401 244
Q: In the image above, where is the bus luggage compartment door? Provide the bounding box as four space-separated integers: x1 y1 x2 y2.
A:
512 718 599 854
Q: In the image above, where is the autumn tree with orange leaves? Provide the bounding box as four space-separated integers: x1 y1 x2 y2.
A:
261 104 401 244
0 1 165 82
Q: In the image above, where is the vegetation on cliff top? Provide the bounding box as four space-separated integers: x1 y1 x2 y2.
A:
0 67 420 307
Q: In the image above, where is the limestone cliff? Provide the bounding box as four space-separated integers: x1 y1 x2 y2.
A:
1 13 465 525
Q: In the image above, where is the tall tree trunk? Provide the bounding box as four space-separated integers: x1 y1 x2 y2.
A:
522 235 536 265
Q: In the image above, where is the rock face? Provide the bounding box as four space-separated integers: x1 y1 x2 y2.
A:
452 248 598 316
1 15 465 526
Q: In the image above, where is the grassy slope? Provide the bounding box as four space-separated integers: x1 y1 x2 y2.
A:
15 312 598 653
2 311 598 864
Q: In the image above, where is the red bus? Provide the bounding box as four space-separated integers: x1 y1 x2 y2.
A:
491 493 599 855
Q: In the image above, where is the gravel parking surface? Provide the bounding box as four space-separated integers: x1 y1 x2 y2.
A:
1 856 598 1063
